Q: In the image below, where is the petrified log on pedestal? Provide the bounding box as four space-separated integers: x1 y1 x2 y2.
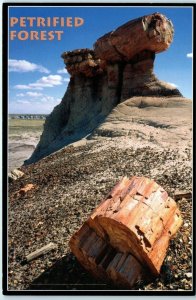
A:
26 13 181 165
94 13 174 62
69 176 182 288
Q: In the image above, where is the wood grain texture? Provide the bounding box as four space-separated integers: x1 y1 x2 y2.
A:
69 176 182 287
94 13 174 62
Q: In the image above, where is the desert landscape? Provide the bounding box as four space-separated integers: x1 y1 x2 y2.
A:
8 12 192 292
8 117 45 172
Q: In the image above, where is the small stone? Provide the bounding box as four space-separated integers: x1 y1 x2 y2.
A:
174 190 192 201
182 236 188 243
17 184 35 196
167 256 172 261
185 272 192 279
8 169 24 182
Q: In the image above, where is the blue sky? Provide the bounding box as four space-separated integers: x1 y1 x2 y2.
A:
8 6 193 114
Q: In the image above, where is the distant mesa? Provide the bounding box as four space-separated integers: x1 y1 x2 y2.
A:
25 13 183 165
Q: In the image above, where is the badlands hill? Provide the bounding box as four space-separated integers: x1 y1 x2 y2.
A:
8 13 192 291
25 12 184 165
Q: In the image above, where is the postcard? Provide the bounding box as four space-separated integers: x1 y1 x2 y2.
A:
3 2 195 296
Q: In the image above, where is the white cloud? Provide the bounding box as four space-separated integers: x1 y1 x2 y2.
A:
30 75 64 88
14 74 65 90
16 100 30 104
64 78 70 82
10 97 61 114
57 68 67 74
40 96 55 102
14 91 62 105
26 92 43 97
40 96 61 103
15 85 31 90
168 82 178 88
16 93 25 97
9 59 50 73
187 53 193 58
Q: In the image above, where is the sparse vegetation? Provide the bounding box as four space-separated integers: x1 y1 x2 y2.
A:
9 119 45 135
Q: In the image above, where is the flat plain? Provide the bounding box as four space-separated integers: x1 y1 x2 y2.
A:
8 119 44 171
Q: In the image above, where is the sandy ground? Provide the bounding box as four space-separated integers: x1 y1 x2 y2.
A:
89 97 192 151
8 119 44 172
9 134 39 171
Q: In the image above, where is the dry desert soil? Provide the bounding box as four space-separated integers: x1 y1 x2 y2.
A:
8 97 192 291
8 119 44 172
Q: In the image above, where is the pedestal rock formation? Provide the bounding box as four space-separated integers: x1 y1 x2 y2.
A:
25 13 182 165
69 176 183 288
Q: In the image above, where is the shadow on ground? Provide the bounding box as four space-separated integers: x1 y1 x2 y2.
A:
27 252 117 290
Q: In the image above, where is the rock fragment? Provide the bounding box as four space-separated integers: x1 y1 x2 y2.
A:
61 48 104 77
185 272 192 279
8 169 24 182
174 190 192 201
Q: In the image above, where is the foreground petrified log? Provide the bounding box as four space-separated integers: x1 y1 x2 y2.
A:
69 176 182 288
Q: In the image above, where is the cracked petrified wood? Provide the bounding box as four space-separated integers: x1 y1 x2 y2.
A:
69 176 182 288
61 49 104 77
94 13 174 62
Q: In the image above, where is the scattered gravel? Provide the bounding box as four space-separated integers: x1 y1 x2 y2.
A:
8 139 192 291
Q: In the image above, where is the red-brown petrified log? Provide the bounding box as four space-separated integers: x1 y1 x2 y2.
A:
69 176 182 288
61 13 174 78
94 13 174 62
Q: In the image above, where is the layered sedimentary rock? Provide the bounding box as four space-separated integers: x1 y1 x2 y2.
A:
26 13 182 164
69 176 182 288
